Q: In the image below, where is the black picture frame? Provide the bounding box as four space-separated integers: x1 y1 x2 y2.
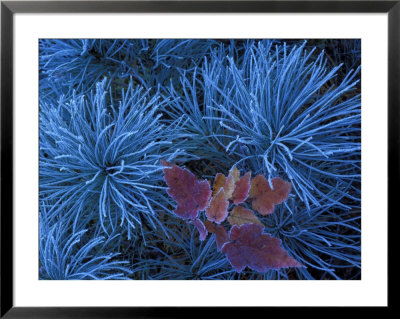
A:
1 0 395 317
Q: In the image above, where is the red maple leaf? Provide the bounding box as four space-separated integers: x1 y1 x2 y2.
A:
206 188 229 224
248 175 291 215
190 218 208 241
231 171 251 204
204 220 229 251
222 224 302 272
161 160 211 220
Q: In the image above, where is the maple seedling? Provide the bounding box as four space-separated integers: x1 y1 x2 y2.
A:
161 160 302 273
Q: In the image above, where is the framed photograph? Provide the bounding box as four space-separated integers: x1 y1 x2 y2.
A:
1 0 394 317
